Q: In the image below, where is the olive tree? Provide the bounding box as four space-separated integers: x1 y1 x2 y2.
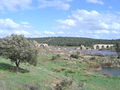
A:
0 34 38 70
115 42 120 58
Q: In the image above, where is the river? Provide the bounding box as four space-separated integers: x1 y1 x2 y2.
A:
79 49 117 55
68 48 117 56
101 68 120 76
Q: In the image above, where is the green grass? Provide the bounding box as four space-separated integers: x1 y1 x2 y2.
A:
0 54 120 90
37 54 120 90
0 56 68 90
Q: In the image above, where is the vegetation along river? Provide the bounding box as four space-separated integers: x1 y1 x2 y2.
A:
83 50 119 76
86 50 119 76
69 48 120 76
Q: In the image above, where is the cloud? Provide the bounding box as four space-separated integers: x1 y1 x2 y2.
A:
0 18 32 37
21 21 30 25
0 0 32 11
0 18 65 38
57 19 76 26
86 0 104 5
38 0 73 10
56 9 120 39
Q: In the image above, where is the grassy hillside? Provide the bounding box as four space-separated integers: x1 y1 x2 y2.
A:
0 55 80 90
0 54 120 90
29 37 119 47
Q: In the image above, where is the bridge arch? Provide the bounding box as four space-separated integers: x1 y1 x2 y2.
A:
93 44 113 50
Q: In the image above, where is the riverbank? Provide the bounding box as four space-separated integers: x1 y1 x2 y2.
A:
39 46 117 55
38 46 120 69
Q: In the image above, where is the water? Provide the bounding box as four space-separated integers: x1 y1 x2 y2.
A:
80 49 117 56
68 48 117 56
101 68 120 76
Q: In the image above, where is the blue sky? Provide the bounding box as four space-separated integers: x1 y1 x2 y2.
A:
0 0 120 39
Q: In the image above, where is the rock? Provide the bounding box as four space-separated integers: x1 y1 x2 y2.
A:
84 72 96 77
62 57 69 60
51 78 81 90
52 67 66 72
66 69 75 73
67 61 77 65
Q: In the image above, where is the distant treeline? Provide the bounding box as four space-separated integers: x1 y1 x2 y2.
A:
29 37 120 47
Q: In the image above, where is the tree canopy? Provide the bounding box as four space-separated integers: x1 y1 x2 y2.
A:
0 34 38 70
29 37 118 47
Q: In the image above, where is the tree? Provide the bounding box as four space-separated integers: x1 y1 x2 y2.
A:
115 42 120 58
0 34 38 70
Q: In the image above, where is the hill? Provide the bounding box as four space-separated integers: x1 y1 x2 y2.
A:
29 37 120 47
0 55 81 90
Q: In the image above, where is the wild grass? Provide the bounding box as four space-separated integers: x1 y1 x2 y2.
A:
37 54 120 90
0 54 120 90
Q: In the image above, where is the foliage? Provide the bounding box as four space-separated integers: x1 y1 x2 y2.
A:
70 51 80 59
0 34 38 69
70 54 79 59
51 54 61 60
29 37 119 47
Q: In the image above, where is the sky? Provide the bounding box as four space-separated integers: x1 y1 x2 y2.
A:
0 0 120 39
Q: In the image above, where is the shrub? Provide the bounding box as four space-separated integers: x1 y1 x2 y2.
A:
89 57 96 60
51 54 61 60
0 34 38 71
70 54 79 59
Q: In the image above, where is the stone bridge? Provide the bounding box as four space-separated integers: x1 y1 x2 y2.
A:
93 44 114 49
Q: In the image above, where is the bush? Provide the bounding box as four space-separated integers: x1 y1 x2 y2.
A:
89 57 96 60
51 54 61 60
70 54 79 59
0 34 38 71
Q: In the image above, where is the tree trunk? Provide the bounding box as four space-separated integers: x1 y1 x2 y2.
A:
15 60 20 71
